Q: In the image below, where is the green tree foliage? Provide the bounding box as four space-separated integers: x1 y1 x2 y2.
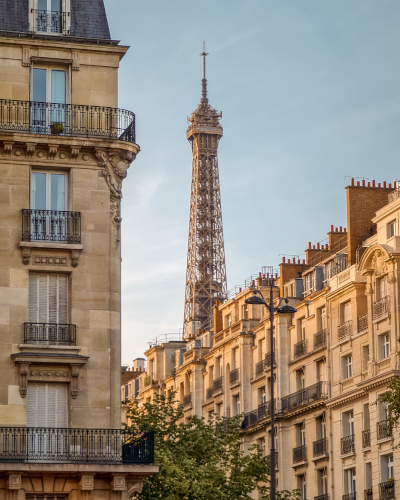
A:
125 392 300 500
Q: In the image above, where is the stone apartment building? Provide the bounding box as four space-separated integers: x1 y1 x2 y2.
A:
0 1 157 499
131 178 400 500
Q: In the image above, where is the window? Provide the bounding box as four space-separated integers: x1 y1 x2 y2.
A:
342 355 353 379
362 345 369 371
316 413 326 439
225 315 231 328
387 220 396 239
242 304 249 320
27 383 68 428
31 171 67 211
378 334 390 359
317 467 328 495
343 411 354 437
296 369 305 391
258 437 265 456
297 474 306 500
320 307 327 330
299 318 306 341
259 387 266 404
33 0 64 33
365 463 372 491
29 273 68 325
381 454 394 481
234 395 240 416
149 359 155 379
296 421 305 446
363 404 370 431
316 360 326 382
233 348 239 369
341 301 352 324
345 469 356 494
216 357 223 378
258 339 265 361
377 277 388 300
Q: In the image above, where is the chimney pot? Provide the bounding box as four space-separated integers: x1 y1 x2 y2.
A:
389 183 392 189
378 183 381 187
372 180 376 187
308 242 312 249
252 280 255 287
302 259 305 264
362 180 365 187
313 245 316 250
259 272 261 277
368 182 371 187
239 287 242 292
297 259 300 264
383 181 387 188
340 226 342 232
394 181 397 189
330 224 334 231
356 181 360 186
344 228 347 232
282 256 285 263
317 242 320 249
351 178 354 186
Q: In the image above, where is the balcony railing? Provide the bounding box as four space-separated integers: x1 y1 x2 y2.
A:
255 360 264 376
338 320 352 340
144 375 153 387
265 351 276 367
213 376 223 393
31 9 69 33
315 495 329 500
293 444 306 463
24 323 76 345
340 434 355 455
362 429 371 448
294 339 307 358
230 368 239 384
183 394 192 407
313 437 327 457
364 489 372 500
0 100 136 144
379 481 395 500
343 494 357 500
242 400 274 429
22 209 81 244
358 314 368 332
314 329 327 350
374 297 390 319
206 387 214 400
281 382 329 412
377 420 391 440
0 427 154 464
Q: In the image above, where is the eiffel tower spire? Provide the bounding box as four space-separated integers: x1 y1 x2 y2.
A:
183 43 227 336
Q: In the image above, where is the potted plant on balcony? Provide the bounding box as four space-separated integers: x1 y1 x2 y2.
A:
50 122 64 135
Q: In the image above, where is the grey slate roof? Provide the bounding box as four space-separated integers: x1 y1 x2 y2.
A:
0 0 111 40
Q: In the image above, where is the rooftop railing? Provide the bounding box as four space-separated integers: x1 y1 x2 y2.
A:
0 427 154 464
24 323 76 345
374 297 390 319
22 209 81 244
0 100 135 144
281 382 328 412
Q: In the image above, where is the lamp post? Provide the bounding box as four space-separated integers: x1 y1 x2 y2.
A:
245 276 297 500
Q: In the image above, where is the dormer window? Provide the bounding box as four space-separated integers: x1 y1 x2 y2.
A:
30 0 70 35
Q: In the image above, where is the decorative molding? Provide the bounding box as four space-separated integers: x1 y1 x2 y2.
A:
71 250 80 267
33 256 67 265
22 47 30 67
72 51 80 71
365 284 373 295
79 476 94 491
18 363 29 398
70 146 80 160
71 364 81 398
29 370 69 378
48 145 59 160
7 474 22 490
112 476 126 492
2 142 14 157
25 143 36 158
21 248 31 265
388 274 396 284
378 359 391 371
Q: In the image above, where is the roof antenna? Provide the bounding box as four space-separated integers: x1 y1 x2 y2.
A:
200 41 209 103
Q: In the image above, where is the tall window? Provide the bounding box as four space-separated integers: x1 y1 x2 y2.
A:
299 319 306 341
298 475 306 500
343 411 354 437
316 413 326 439
379 334 390 359
233 348 239 369
362 345 369 371
34 0 64 33
387 220 396 239
29 273 68 324
381 454 394 481
242 304 249 320
31 172 66 211
317 467 328 496
27 383 68 428
258 437 265 456
342 355 353 379
234 395 240 416
377 276 388 300
341 301 352 324
320 307 327 330
345 469 356 494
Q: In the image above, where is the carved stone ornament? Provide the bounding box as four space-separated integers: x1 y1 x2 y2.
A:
71 364 81 399
71 250 80 267
21 248 31 265
18 363 29 398
25 143 36 158
388 274 396 284
48 145 59 160
2 142 14 157
70 146 81 160
365 283 374 295
22 47 30 67
95 148 136 247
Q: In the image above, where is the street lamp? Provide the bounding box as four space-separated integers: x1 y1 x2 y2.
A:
245 278 297 500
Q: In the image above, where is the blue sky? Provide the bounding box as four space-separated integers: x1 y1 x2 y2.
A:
103 0 400 364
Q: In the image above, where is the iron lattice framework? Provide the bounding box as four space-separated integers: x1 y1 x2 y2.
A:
183 43 227 336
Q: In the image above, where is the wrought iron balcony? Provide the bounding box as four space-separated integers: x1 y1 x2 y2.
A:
183 393 192 407
374 297 390 319
315 495 329 500
144 374 153 387
230 368 239 384
255 360 264 376
242 400 274 429
281 382 329 412
24 323 76 345
358 314 368 332
364 489 372 500
343 494 357 500
338 320 352 340
294 339 307 358
206 387 214 400
313 437 327 457
293 444 306 463
314 329 327 350
379 481 395 500
0 427 154 464
265 351 276 367
377 420 391 440
340 434 355 455
362 429 371 448
22 209 81 244
0 100 135 144
31 9 69 34
213 376 223 393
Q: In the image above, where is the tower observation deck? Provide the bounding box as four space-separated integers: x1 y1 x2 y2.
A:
183 43 227 336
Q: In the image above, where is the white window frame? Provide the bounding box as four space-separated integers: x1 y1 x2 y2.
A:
387 220 396 239
29 0 71 34
343 355 353 379
380 334 390 359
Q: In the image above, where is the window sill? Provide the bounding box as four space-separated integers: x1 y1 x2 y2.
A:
20 241 83 250
312 453 329 462
19 241 83 266
292 460 308 468
340 451 355 459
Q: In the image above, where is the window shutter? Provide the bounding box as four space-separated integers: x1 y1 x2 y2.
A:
29 274 38 322
48 275 58 323
26 384 38 427
58 275 68 323
38 274 49 323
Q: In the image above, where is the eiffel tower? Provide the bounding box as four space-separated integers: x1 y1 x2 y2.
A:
183 43 227 337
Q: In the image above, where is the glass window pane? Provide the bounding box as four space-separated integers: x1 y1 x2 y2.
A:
51 174 65 211
38 0 47 11
51 0 61 11
32 69 46 103
51 70 66 105
31 173 46 210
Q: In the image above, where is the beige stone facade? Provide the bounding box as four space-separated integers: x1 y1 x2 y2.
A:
0 4 157 500
131 180 400 500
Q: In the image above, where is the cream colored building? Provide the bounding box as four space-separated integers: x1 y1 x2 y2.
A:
0 2 157 499
132 179 400 500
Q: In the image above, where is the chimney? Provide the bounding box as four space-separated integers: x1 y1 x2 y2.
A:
213 302 223 333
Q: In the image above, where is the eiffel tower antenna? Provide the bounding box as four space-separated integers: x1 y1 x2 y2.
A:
183 43 227 337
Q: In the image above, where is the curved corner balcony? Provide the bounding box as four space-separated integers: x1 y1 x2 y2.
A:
0 100 136 144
